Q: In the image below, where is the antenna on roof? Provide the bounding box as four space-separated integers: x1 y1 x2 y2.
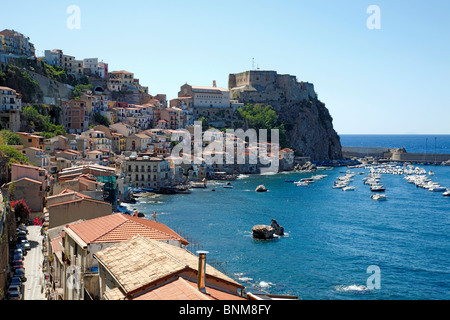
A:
252 58 255 70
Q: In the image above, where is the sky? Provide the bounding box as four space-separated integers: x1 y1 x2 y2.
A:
1 0 449 134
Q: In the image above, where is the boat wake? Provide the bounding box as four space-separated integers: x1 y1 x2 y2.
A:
335 284 370 293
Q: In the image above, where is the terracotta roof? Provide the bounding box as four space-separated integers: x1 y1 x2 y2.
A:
95 235 243 297
133 277 246 301
7 177 42 185
67 213 188 245
59 188 92 199
48 197 110 208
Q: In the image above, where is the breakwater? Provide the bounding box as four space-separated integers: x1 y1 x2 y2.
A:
391 152 450 163
342 146 450 164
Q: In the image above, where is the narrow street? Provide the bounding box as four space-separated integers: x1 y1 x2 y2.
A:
22 226 46 300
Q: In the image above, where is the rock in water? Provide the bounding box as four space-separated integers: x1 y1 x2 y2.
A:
252 225 275 240
271 219 284 236
255 185 268 193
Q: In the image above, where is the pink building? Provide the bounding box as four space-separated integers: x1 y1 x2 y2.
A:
11 163 49 192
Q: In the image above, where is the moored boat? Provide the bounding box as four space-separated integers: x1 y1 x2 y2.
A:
371 185 386 192
372 194 388 201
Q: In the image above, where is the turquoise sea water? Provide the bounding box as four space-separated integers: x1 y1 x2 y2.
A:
121 136 450 300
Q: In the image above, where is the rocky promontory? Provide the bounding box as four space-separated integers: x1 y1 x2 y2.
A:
229 70 342 161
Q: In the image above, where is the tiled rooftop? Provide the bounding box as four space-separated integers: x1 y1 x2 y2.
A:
95 235 243 297
133 277 246 301
67 213 188 245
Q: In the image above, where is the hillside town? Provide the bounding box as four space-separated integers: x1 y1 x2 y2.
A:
0 29 301 301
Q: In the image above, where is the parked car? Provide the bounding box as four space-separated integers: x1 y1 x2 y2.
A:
18 225 28 234
17 234 27 242
21 240 31 250
14 248 25 258
13 251 23 260
7 290 22 300
11 258 23 265
14 268 27 282
12 254 23 262
10 276 22 287
8 285 21 295
16 244 28 255
12 263 24 271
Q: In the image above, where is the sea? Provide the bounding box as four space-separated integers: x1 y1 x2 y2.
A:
121 135 450 300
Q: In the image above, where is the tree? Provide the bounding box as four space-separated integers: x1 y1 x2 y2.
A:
237 103 291 149
0 130 22 145
73 83 94 98
11 199 31 224
198 116 210 132
93 112 110 126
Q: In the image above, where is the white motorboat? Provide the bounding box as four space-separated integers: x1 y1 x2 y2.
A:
443 190 450 197
371 194 388 201
371 184 386 192
429 186 446 192
342 186 356 191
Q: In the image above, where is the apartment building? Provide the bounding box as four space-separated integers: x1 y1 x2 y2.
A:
124 155 171 190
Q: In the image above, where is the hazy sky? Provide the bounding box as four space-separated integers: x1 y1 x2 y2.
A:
1 0 449 134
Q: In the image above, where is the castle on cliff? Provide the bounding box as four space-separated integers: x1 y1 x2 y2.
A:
228 70 317 105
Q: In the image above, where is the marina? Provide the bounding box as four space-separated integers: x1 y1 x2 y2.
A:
122 159 450 300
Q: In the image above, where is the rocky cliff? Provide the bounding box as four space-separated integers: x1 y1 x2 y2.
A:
229 70 342 161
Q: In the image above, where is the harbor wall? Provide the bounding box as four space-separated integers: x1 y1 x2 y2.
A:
391 152 450 163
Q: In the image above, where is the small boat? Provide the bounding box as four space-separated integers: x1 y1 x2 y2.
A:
191 181 207 188
223 186 233 189
372 194 388 201
443 190 450 197
371 185 386 192
429 186 446 192
285 180 295 183
342 186 356 191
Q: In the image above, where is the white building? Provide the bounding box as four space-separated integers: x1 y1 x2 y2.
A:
0 86 22 111
178 81 231 109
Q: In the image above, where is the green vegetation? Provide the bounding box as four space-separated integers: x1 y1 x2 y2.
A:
198 116 210 131
0 64 42 103
237 103 291 149
22 105 66 137
93 112 110 126
0 130 22 145
1 58 94 102
73 82 94 98
0 131 29 166
8 57 80 86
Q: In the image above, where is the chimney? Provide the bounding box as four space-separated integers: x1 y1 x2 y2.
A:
197 251 209 294
212 80 217 88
